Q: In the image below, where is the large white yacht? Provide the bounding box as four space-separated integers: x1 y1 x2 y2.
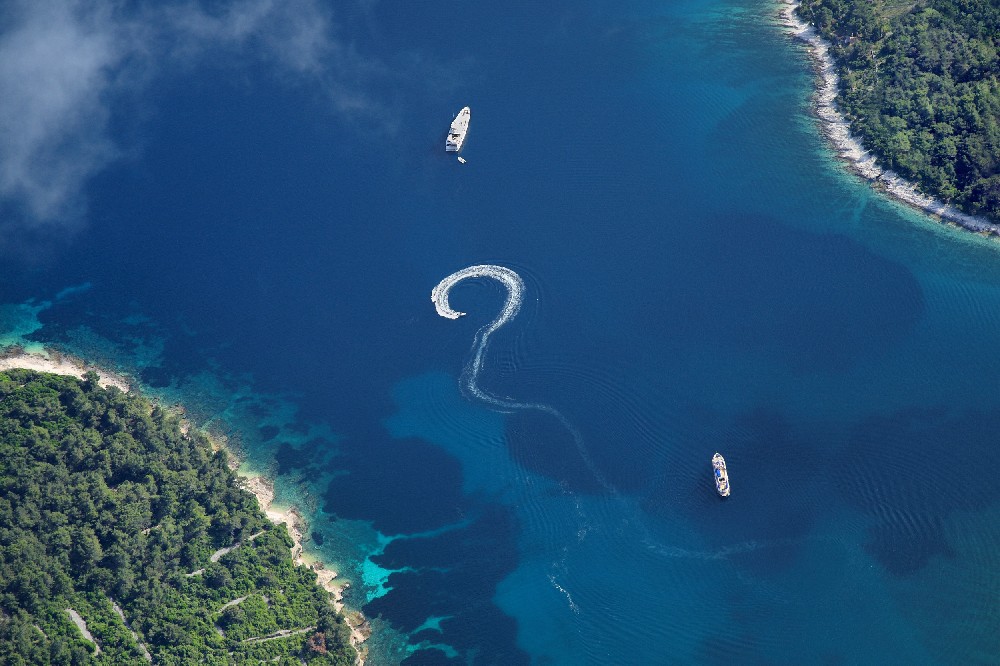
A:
446 107 470 152
712 453 730 497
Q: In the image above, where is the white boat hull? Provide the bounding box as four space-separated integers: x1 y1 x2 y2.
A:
712 453 730 497
446 106 470 152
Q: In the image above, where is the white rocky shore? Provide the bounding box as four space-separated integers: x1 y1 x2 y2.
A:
0 348 369 662
0 348 131 391
778 0 1000 235
238 474 371 659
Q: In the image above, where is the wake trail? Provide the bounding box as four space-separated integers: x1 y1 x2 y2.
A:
432 264 614 494
433 265 737 610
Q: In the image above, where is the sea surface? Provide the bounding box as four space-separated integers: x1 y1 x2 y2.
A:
3 0 1000 663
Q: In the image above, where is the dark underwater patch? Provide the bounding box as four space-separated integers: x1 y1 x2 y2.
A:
139 365 173 388
258 424 280 441
666 212 924 373
366 505 529 665
401 647 461 665
835 406 1000 576
323 430 468 535
275 440 320 475
653 409 828 577
863 519 956 577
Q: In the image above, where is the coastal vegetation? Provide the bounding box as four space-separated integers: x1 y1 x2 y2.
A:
796 0 1000 221
0 369 356 665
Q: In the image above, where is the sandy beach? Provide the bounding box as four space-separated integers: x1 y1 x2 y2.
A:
0 347 369 661
779 0 1000 236
0 348 131 392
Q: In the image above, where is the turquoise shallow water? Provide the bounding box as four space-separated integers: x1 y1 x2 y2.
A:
2 0 1000 662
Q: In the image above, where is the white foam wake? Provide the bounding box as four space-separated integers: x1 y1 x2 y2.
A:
431 264 523 322
547 574 581 615
432 265 612 491
432 264 525 407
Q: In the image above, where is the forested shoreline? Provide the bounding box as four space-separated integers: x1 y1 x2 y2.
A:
796 0 1000 221
0 369 356 665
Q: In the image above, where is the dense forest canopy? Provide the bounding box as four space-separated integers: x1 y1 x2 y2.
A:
797 0 1000 221
0 369 356 665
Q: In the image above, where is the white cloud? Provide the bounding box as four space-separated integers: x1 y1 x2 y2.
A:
0 1 121 227
161 0 331 70
0 0 377 234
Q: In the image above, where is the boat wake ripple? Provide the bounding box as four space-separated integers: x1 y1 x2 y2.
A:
432 265 753 615
432 264 612 493
547 573 581 615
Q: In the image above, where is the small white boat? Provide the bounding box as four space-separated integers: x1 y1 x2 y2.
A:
712 453 730 497
446 106 470 152
457 156 467 164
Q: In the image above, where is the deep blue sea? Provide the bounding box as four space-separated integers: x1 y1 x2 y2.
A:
3 0 1000 662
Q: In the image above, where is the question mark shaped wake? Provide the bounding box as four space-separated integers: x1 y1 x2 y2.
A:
432 264 612 493
431 264 525 407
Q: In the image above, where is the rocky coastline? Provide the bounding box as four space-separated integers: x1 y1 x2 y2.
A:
778 0 1000 236
0 347 370 663
237 473 371 660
